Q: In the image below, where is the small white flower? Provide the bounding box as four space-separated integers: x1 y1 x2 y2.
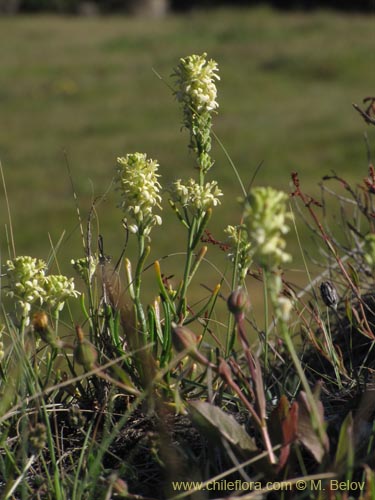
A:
154 215 162 226
128 223 139 234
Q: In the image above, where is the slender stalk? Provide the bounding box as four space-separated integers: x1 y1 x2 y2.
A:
263 270 269 371
177 220 197 318
133 238 149 336
324 307 343 389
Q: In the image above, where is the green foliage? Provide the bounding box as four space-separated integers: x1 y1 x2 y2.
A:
2 44 375 500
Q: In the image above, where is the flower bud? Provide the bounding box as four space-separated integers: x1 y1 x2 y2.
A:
110 474 129 496
32 311 58 347
171 322 216 369
227 287 249 317
171 322 200 353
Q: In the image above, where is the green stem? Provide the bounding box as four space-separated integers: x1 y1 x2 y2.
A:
177 219 197 318
19 315 27 348
263 270 269 372
190 208 212 250
134 237 150 337
154 260 176 314
226 226 243 356
324 307 343 389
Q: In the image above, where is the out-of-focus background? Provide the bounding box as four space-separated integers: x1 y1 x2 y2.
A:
1 0 375 310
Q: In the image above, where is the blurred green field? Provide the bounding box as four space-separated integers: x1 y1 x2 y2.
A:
1 6 375 315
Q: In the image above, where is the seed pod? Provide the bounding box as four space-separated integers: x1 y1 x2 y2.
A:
171 322 216 369
171 322 200 353
227 287 249 317
32 311 58 347
319 281 338 310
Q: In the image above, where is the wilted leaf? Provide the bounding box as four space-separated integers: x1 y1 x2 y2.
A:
188 400 258 456
297 387 329 463
270 395 299 472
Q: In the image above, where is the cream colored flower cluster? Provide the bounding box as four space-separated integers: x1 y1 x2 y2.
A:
5 256 80 322
116 152 162 237
71 255 99 284
6 256 47 317
173 178 223 213
43 274 79 312
243 187 292 268
172 52 220 116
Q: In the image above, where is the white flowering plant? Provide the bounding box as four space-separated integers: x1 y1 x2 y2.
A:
172 53 219 176
5 256 80 326
2 50 375 499
116 152 162 238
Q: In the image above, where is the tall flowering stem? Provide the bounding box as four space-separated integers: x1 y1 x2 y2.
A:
241 186 292 365
238 185 328 453
116 153 162 335
171 54 222 318
171 180 223 318
172 53 219 179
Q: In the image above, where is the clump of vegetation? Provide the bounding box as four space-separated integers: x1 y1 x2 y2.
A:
1 54 375 500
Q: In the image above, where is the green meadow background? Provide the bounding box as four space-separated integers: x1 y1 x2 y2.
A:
1 6 375 314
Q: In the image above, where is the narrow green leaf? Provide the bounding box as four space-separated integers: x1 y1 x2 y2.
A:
334 411 354 478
